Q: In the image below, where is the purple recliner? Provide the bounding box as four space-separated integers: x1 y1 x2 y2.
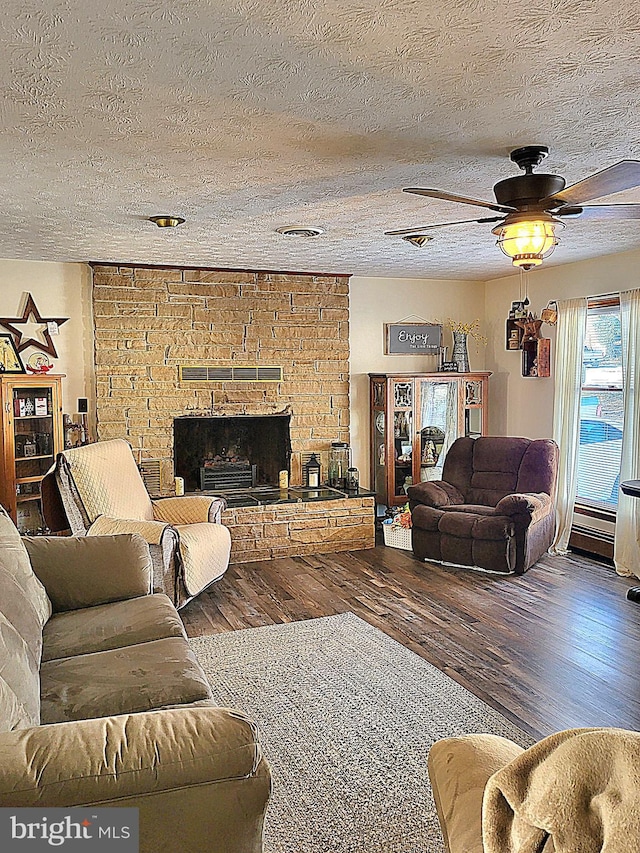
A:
407 436 559 574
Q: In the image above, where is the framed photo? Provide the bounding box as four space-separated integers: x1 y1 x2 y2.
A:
384 322 442 355
0 334 25 374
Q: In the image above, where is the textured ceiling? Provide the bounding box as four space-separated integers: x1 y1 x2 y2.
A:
1 0 639 280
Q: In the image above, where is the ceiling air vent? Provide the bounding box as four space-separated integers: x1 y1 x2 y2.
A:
275 225 324 238
180 366 283 383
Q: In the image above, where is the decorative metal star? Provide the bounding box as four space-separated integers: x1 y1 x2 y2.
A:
515 313 543 344
0 293 69 358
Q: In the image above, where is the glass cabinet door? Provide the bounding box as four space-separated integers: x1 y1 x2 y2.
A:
371 379 387 502
12 384 56 530
418 379 460 482
464 379 484 437
392 381 413 498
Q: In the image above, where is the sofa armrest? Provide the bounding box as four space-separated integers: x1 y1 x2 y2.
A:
494 493 553 525
152 495 227 524
23 533 152 612
428 734 525 853
0 707 270 853
407 480 465 508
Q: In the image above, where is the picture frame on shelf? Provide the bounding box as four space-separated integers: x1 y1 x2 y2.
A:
0 334 25 374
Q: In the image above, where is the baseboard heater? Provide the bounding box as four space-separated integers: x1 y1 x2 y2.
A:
180 366 283 383
569 523 615 561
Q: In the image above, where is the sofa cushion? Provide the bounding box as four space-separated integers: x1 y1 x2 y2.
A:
0 509 51 628
40 636 212 724
0 508 51 732
42 594 186 662
25 533 152 612
439 511 514 541
467 437 529 506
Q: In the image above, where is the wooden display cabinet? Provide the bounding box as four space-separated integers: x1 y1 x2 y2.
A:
369 372 491 508
0 374 64 531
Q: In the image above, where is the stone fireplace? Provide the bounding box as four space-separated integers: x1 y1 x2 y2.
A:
90 264 374 563
91 264 350 488
174 413 292 492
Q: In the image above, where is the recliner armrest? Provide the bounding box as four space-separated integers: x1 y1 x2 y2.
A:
494 493 552 525
407 480 465 508
152 495 227 524
24 533 153 612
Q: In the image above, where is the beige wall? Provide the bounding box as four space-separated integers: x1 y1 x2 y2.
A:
0 258 94 421
2 248 638 495
349 275 486 488
484 247 640 439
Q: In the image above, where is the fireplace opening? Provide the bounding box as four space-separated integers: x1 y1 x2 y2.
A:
174 414 292 493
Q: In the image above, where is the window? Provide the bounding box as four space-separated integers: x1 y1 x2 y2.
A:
576 297 623 510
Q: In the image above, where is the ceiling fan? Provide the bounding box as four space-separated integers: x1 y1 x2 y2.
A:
385 145 640 269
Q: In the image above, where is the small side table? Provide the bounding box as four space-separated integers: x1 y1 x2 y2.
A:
620 480 640 602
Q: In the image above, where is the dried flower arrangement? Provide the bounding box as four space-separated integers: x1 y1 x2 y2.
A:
447 318 487 348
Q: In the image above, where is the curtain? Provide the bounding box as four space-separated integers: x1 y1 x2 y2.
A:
614 288 640 578
550 297 587 554
418 380 459 481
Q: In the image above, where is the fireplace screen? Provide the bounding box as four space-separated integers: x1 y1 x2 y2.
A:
174 414 292 492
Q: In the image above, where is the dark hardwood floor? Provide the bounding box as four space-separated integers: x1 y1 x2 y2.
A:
180 539 640 740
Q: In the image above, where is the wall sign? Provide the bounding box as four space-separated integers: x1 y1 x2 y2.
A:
384 322 442 355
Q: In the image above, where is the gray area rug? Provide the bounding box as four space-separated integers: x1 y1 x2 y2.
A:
190 612 532 853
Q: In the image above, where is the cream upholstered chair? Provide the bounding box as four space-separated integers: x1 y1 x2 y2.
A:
42 439 231 608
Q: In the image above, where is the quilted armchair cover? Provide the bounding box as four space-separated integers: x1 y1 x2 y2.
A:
43 439 231 608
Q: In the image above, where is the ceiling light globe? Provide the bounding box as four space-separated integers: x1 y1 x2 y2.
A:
493 217 561 270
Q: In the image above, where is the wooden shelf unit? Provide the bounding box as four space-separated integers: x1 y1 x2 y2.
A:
0 374 64 531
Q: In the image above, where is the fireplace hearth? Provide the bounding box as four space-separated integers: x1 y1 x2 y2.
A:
174 414 291 493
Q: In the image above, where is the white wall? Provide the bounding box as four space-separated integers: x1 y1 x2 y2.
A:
484 247 640 438
349 275 486 488
0 259 94 421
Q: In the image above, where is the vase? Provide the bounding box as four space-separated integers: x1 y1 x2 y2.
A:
452 331 470 373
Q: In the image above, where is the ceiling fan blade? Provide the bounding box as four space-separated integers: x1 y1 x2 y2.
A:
556 204 640 221
403 188 516 214
542 160 640 207
385 216 504 236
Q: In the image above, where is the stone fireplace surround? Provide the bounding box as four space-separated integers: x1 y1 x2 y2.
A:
91 263 374 562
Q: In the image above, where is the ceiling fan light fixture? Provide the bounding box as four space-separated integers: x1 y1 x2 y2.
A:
493 213 563 270
402 234 433 247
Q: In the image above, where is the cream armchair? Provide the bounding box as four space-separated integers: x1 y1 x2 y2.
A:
41 439 231 608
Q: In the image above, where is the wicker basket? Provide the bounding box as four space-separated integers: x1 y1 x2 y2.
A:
382 523 412 551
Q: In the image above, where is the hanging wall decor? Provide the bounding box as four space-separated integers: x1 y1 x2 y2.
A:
0 333 25 373
0 293 69 358
384 319 442 355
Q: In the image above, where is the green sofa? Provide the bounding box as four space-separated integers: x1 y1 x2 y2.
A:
0 506 270 852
